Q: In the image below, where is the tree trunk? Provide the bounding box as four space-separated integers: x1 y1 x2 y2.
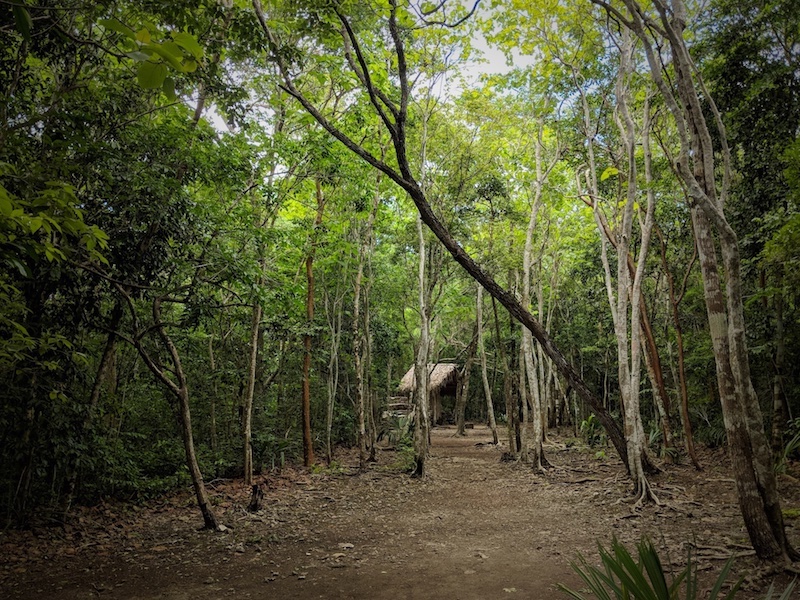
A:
353 175 381 469
770 278 786 464
521 142 546 470
411 213 431 478
324 286 344 464
62 302 123 516
656 226 701 470
606 34 657 502
456 327 478 435
477 286 498 444
243 302 261 485
301 180 325 468
119 290 220 530
208 335 218 455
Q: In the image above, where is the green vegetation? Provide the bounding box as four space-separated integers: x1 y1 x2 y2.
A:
0 0 798 565
559 538 795 600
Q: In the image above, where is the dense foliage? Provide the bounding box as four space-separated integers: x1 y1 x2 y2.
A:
1 0 797 542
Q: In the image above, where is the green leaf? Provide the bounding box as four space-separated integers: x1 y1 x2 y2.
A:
137 60 168 89
162 77 176 101
182 59 198 73
143 43 184 71
160 41 183 59
172 31 204 59
12 6 33 42
0 192 12 216
126 50 152 62
98 18 136 40
600 166 619 181
136 28 151 44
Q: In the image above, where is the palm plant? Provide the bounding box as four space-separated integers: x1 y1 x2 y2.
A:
558 538 795 600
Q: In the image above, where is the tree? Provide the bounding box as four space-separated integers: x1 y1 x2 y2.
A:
251 0 639 474
591 0 796 561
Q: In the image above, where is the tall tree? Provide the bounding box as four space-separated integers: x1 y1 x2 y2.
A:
591 0 797 561
251 0 642 476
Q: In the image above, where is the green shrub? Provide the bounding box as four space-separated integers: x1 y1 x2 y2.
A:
580 414 607 448
558 537 795 600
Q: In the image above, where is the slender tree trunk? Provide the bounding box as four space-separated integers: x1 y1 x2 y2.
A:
301 180 325 467
353 231 368 469
456 327 478 435
518 335 530 462
656 226 701 469
771 277 786 464
118 291 220 530
243 302 261 485
62 302 123 515
492 297 516 455
521 156 545 470
209 335 218 455
324 287 344 464
608 34 657 502
412 214 431 478
477 286 498 444
354 174 381 469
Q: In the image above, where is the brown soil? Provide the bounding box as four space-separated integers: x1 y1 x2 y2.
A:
2 425 799 599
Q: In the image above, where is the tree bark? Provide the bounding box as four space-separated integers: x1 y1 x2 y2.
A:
117 288 220 530
243 302 261 485
477 286 498 444
412 214 431 478
301 180 325 467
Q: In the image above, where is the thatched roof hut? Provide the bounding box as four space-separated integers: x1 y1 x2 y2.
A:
397 363 459 424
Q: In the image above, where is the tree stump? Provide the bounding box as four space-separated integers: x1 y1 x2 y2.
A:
247 484 264 512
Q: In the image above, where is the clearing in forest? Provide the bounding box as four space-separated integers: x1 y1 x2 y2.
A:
2 425 798 599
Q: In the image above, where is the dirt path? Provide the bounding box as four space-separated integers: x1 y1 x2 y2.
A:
2 426 799 599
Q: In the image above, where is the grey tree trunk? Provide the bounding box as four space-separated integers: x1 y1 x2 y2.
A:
477 286 498 444
117 289 221 530
605 0 794 559
412 212 431 478
243 302 261 485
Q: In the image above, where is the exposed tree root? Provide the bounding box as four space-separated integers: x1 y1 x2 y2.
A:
632 476 662 509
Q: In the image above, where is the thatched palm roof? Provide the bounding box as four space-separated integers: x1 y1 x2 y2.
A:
397 363 459 395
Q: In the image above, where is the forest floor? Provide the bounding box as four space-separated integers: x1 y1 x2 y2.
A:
2 425 800 599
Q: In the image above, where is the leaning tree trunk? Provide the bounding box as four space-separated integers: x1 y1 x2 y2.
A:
118 289 221 530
